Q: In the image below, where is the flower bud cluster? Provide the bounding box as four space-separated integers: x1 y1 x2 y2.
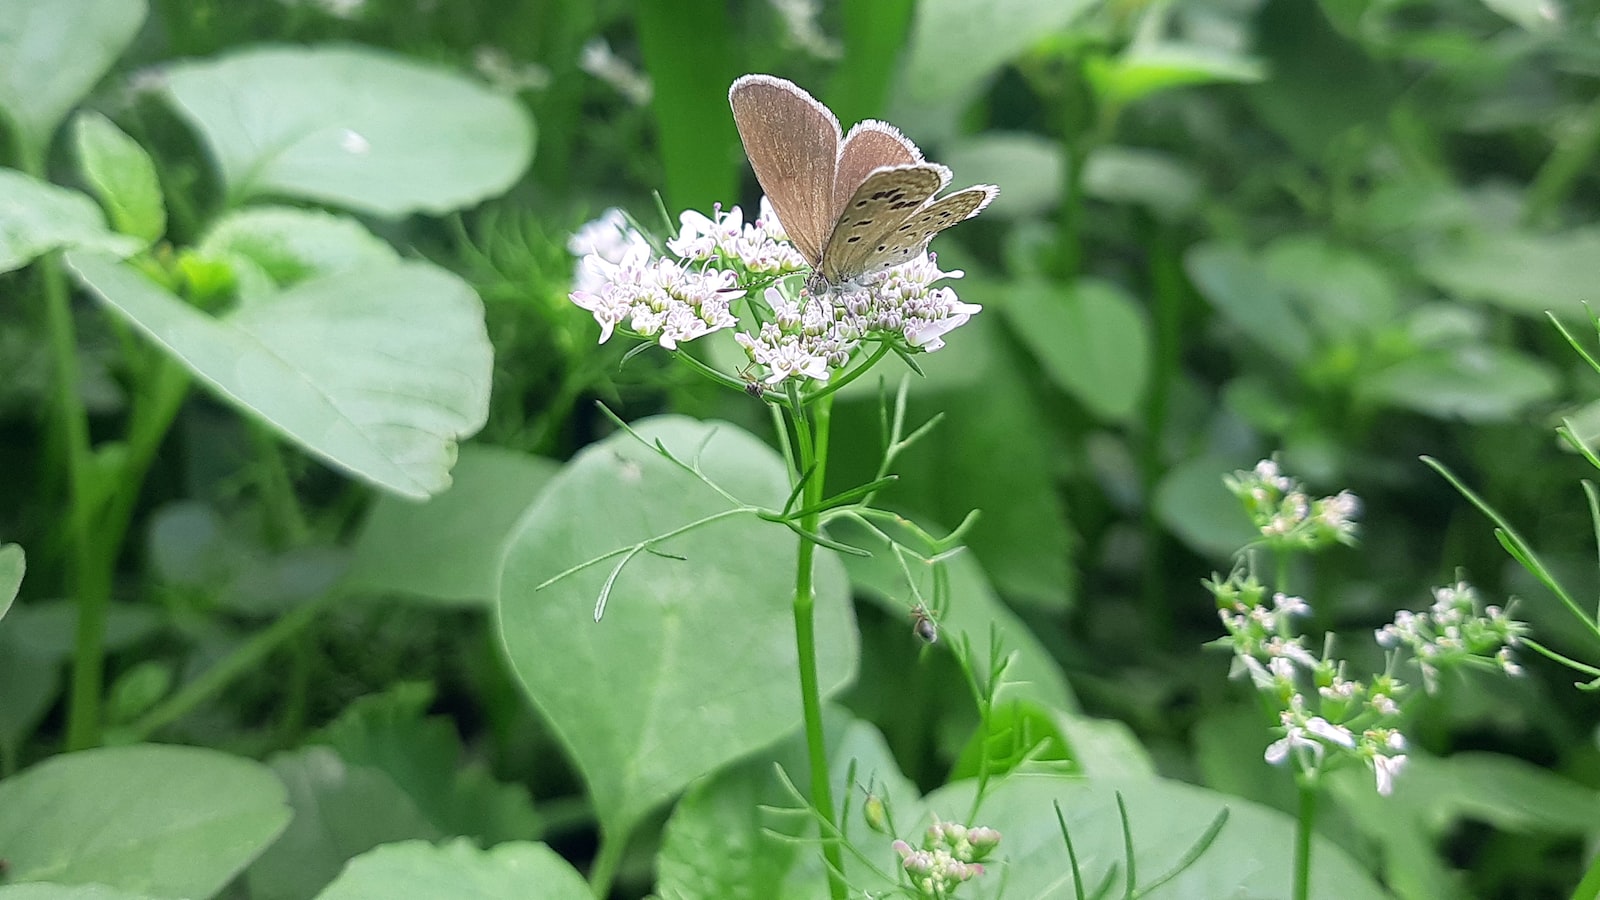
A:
892 819 999 898
1225 459 1360 549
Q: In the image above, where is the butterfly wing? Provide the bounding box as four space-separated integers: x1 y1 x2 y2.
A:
817 164 950 284
729 75 841 267
832 121 922 227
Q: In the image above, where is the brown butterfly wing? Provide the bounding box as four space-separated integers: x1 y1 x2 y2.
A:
832 121 922 227
822 180 998 284
729 75 841 267
817 165 948 284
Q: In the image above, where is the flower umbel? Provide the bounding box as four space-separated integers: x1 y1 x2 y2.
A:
568 201 982 387
1225 459 1361 549
892 818 998 898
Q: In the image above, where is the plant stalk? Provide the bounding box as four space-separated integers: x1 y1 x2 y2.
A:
791 394 847 899
1293 776 1316 900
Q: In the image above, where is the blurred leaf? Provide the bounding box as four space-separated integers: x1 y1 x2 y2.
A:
0 0 146 159
902 0 1095 104
105 660 174 726
1417 225 1600 319
950 701 1155 781
1001 277 1150 423
637 0 735 213
313 839 589 900
67 252 492 500
0 630 54 756
1155 455 1260 559
314 683 540 844
0 598 161 660
1087 42 1265 106
658 714 916 899
835 516 1075 712
0 744 290 898
1478 0 1563 30
345 444 559 607
0 170 141 274
1327 767 1466 899
925 773 1387 897
1260 235 1399 342
1186 242 1314 364
1357 345 1558 421
0 886 166 900
1084 146 1203 222
1247 0 1397 162
72 111 164 243
0 543 20 623
195 207 399 289
247 747 441 900
1394 751 1600 834
496 416 858 847
164 45 534 217
940 133 1061 219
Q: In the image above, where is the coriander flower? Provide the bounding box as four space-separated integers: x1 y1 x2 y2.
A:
569 208 652 294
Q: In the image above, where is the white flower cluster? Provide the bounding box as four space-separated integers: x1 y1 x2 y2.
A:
892 820 998 897
568 203 982 386
1376 580 1527 693
1225 459 1360 549
1210 572 1410 796
735 255 981 385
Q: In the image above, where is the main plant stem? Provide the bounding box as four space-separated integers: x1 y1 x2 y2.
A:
1292 776 1316 900
791 393 847 899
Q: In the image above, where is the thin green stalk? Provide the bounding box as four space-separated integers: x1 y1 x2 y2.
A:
1526 94 1600 228
1570 845 1600 900
126 588 339 740
1138 220 1183 646
1292 776 1316 900
588 823 626 898
791 394 847 900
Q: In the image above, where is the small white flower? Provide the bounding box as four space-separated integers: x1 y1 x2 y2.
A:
1306 716 1357 749
1373 753 1407 796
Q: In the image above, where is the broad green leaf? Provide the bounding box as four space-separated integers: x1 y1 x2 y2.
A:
1084 146 1203 222
0 744 290 899
1327 767 1464 898
1086 43 1265 106
1001 277 1150 423
0 886 165 900
1417 226 1600 319
247 747 442 900
313 683 540 844
658 713 918 899
0 629 54 756
496 416 859 845
1186 242 1314 364
923 774 1387 898
1154 455 1260 559
1357 345 1558 421
164 45 535 217
901 0 1095 104
1260 235 1399 341
195 207 399 289
345 444 559 606
833 517 1075 712
72 111 164 243
0 170 141 274
67 252 492 499
0 0 146 159
145 501 347 616
939 133 1060 219
1478 0 1562 30
314 839 590 900
0 543 20 622
1392 751 1600 834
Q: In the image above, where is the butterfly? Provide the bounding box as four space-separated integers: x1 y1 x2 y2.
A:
728 74 997 293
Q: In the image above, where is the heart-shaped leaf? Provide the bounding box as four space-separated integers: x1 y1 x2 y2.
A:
67 251 492 499
163 45 534 217
72 111 165 243
497 416 859 845
0 744 290 899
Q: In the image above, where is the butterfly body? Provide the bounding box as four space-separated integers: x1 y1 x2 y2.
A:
729 74 997 293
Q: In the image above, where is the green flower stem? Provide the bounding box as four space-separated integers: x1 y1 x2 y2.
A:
1139 220 1185 646
126 587 339 740
1292 775 1316 900
791 392 848 900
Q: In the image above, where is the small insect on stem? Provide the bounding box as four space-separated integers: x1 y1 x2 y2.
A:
739 363 767 399
910 602 938 645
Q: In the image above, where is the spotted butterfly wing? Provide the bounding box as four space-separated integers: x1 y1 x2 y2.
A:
863 184 998 275
816 164 956 285
831 120 922 227
728 74 841 267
